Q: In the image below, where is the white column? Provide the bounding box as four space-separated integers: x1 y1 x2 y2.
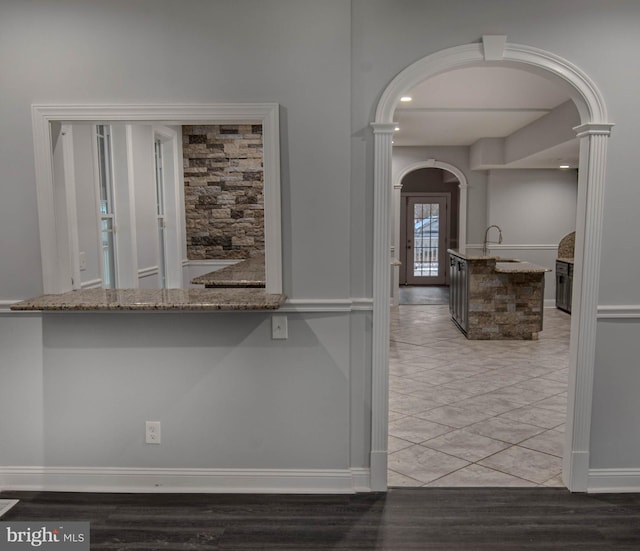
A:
564 123 612 491
370 122 395 491
391 183 403 306
458 181 468 250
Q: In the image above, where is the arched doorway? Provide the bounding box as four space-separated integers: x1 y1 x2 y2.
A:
369 37 612 492
392 160 468 306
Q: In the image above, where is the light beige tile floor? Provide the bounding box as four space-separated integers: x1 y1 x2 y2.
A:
388 302 571 487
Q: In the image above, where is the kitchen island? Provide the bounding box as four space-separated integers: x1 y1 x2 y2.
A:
448 248 550 340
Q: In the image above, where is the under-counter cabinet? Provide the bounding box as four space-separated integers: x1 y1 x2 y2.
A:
449 254 469 335
555 260 573 314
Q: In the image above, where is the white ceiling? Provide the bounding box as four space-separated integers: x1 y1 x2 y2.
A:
393 66 580 168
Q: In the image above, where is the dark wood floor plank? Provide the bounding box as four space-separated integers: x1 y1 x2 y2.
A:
2 488 640 550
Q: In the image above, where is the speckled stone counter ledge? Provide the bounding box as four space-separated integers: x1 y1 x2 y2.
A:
10 288 286 312
495 261 551 273
192 254 266 288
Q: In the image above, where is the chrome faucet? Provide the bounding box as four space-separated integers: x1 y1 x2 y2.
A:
482 225 503 256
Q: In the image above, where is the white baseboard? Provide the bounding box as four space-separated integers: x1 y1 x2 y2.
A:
369 451 388 491
588 468 640 493
0 466 371 494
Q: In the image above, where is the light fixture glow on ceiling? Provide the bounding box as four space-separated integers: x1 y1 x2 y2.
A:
400 96 412 102
559 164 571 169
394 126 400 131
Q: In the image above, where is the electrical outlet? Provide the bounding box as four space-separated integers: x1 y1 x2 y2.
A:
145 421 161 444
272 314 288 339
79 251 87 271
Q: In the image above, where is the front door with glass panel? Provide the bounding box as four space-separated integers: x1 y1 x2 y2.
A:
405 194 449 285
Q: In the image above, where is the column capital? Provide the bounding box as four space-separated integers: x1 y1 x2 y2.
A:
371 122 397 134
573 123 614 138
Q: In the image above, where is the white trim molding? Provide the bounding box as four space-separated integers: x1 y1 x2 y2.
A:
597 306 640 319
0 466 370 494
31 103 282 295
372 39 613 493
80 278 103 289
588 468 640 493
138 266 160 279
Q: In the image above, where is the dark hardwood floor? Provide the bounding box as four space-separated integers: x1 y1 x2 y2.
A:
2 488 640 550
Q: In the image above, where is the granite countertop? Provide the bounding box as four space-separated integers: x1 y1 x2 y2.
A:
10 288 286 312
557 257 575 264
449 249 550 273
495 261 551 274
192 254 265 287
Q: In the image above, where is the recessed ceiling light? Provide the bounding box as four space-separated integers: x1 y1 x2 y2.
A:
400 96 412 102
394 126 400 131
559 164 571 169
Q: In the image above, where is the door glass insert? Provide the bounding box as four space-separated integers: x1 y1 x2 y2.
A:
404 194 448 285
413 202 440 277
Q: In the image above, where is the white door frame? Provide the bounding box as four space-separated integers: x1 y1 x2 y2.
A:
153 126 184 289
370 37 613 492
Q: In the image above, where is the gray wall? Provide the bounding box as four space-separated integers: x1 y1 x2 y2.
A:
1 0 640 489
0 0 359 479
487 169 578 302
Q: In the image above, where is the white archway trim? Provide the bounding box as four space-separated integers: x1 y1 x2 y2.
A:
393 159 468 249
375 40 609 126
370 40 613 492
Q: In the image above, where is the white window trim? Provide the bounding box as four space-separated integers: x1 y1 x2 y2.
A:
31 103 282 295
153 126 183 289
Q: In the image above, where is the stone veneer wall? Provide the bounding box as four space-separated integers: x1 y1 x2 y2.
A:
182 125 264 260
467 259 545 340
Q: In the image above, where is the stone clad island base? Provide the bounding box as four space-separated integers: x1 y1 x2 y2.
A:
449 249 550 340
